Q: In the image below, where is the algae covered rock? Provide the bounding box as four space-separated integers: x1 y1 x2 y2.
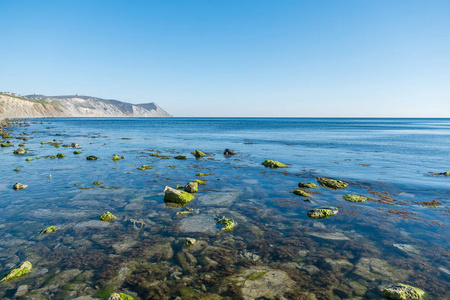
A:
100 211 116 222
73 151 82 155
112 154 121 161
185 237 196 247
56 153 66 158
137 164 152 170
71 143 79 148
13 148 26 154
25 157 34 161
382 283 425 300
262 160 286 168
298 182 317 188
93 180 103 185
192 150 206 158
164 186 195 205
13 182 28 190
307 206 338 219
174 155 188 160
343 194 367 202
316 177 348 189
86 155 98 160
184 181 199 193
1 261 32 281
216 216 236 231
293 189 311 197
38 226 57 234
108 292 135 300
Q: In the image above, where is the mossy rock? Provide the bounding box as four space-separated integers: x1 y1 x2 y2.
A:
73 151 82 155
298 182 318 188
108 292 136 300
185 237 196 247
174 155 188 160
100 211 116 222
13 148 27 154
164 186 195 205
196 173 211 177
56 153 66 158
38 226 57 234
342 194 367 202
217 217 235 231
293 189 311 197
26 158 34 161
193 150 206 158
184 181 199 193
1 143 12 147
93 181 103 186
137 164 152 170
14 168 20 172
262 160 286 168
316 177 348 189
1 261 32 281
86 155 98 160
112 155 121 161
307 206 338 219
382 283 425 300
195 179 206 185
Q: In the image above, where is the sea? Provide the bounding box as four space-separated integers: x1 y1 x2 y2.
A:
0 118 449 299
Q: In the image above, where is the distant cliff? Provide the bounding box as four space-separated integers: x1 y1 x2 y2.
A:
0 93 172 118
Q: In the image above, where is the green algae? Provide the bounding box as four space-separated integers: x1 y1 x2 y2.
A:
262 159 286 168
26 158 34 161
217 218 235 231
246 271 267 280
93 181 103 185
382 283 425 300
195 179 206 185
164 186 195 205
150 153 170 159
108 292 135 300
307 206 338 219
56 153 66 158
316 177 348 189
293 189 311 197
38 226 57 234
342 194 367 202
100 212 116 222
1 261 32 281
1 143 12 147
137 164 152 171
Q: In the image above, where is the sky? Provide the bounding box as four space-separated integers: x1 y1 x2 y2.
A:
1 0 449 117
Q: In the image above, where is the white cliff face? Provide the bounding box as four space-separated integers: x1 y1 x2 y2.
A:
0 94 172 118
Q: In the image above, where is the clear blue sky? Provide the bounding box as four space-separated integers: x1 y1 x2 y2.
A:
1 0 449 117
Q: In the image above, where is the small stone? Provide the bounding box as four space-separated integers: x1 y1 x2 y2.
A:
224 149 236 156
13 148 26 154
174 155 188 160
298 182 317 188
73 151 82 155
293 189 311 197
25 157 34 161
13 182 28 190
93 181 102 186
56 153 66 158
185 238 196 247
100 212 116 222
38 226 57 234
108 293 135 300
164 186 195 205
316 177 348 189
262 160 286 168
112 154 121 161
193 150 206 158
184 181 199 193
216 216 235 231
86 155 98 160
307 206 338 219
71 143 79 148
342 194 367 202
15 285 28 297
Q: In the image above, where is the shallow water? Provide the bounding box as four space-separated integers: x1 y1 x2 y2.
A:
0 118 449 299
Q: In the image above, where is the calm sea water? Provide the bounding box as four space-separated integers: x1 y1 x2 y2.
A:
1 118 449 299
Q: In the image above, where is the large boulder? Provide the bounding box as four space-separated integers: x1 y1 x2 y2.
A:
316 177 348 189
164 186 195 205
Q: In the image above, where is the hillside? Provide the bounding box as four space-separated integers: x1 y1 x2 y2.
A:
0 93 172 118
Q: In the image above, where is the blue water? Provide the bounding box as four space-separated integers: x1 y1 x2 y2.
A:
1 118 449 299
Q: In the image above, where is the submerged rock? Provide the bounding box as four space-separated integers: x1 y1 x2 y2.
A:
307 206 338 219
193 150 206 158
38 226 57 234
184 181 199 193
298 182 317 188
13 148 26 154
293 189 311 197
86 155 98 160
261 159 286 168
342 194 367 202
100 211 116 222
393 244 420 254
108 293 135 300
1 261 32 281
224 149 236 156
164 186 195 205
316 177 348 189
174 155 188 160
185 237 196 247
13 182 28 190
382 283 425 300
